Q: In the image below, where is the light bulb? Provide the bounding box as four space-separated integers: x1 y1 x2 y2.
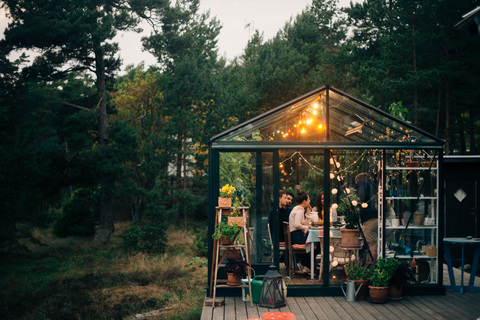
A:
330 158 334 165
361 203 368 208
332 261 338 267
345 188 351 194
331 188 338 194
351 200 358 206
332 203 338 209
329 246 335 253
329 173 335 179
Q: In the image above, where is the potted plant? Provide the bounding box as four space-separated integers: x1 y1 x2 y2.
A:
212 221 241 245
228 197 245 227
387 258 415 299
225 257 248 285
369 258 400 303
345 260 373 300
219 184 236 207
338 198 361 248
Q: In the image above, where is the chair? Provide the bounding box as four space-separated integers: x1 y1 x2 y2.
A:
282 222 308 278
267 223 286 265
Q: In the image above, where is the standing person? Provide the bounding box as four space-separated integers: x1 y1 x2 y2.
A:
268 190 290 243
355 173 378 261
289 190 319 272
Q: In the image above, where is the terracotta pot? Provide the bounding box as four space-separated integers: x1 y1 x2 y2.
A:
228 216 244 227
387 284 403 300
220 235 233 245
369 286 388 303
413 212 425 226
340 228 361 248
348 279 370 300
227 273 242 286
218 197 232 208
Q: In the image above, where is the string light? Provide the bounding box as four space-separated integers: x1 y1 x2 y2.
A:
351 200 358 206
331 188 338 194
361 203 368 208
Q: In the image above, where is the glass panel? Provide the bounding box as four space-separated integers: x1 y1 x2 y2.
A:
219 91 327 142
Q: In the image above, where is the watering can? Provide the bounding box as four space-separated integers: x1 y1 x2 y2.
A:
341 280 362 302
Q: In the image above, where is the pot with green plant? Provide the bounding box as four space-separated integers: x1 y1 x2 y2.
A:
212 221 241 245
387 258 415 299
225 257 249 285
338 198 361 248
345 260 373 300
369 258 400 303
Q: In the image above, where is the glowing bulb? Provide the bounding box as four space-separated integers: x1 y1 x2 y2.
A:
337 175 342 181
318 124 323 130
330 173 335 179
313 102 319 109
329 246 335 253
307 118 312 125
313 110 318 115
331 188 338 194
361 203 368 208
331 203 338 209
301 127 306 134
335 161 341 168
280 164 283 168
345 188 351 194
351 200 358 206
332 261 338 267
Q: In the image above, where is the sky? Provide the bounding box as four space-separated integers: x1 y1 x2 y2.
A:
116 0 358 72
1 1 359 73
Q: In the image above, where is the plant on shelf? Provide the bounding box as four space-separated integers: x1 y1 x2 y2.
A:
225 257 249 285
338 197 361 248
369 258 401 303
388 258 415 299
345 260 373 300
228 197 245 226
212 221 241 245
218 184 236 207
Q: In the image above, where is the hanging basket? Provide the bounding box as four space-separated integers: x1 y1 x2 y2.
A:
340 228 361 248
218 197 232 208
228 216 244 227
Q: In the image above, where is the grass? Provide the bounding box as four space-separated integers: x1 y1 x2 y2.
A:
1 222 208 320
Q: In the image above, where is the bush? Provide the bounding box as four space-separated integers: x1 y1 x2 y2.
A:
121 223 168 255
192 227 208 257
54 188 98 237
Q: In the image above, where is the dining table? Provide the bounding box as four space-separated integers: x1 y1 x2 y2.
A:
305 227 343 280
443 237 480 294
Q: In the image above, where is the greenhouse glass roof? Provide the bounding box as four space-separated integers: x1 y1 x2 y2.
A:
211 86 443 146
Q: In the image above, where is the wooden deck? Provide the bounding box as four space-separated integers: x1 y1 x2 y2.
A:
201 266 480 320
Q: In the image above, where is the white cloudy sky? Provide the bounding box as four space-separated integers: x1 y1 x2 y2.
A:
1 0 359 72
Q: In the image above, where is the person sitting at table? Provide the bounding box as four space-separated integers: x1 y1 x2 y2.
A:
312 191 338 225
289 190 320 273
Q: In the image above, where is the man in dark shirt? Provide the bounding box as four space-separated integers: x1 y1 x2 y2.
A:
268 190 290 243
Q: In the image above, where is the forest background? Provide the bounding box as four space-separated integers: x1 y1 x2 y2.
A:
1 0 480 319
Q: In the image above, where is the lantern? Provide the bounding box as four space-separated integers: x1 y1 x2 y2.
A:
258 265 286 308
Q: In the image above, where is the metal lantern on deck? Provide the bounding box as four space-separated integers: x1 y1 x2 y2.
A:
258 265 286 308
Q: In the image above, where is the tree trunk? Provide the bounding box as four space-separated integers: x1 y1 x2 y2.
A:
92 46 114 243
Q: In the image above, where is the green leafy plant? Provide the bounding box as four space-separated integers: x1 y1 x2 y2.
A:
121 223 168 255
225 257 248 276
389 258 415 288
212 221 241 241
337 197 359 229
345 260 373 280
370 258 401 287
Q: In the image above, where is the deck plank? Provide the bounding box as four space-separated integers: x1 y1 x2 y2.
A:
332 296 368 320
305 296 329 320
233 297 249 320
295 297 320 319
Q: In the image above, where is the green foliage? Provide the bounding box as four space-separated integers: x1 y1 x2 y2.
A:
192 227 208 257
370 258 401 287
337 197 359 229
54 188 98 237
389 258 415 288
345 260 373 281
121 223 168 255
212 222 241 241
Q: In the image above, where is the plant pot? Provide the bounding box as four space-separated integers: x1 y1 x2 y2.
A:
348 279 369 300
387 284 403 300
413 212 425 226
227 273 242 286
218 197 232 208
220 235 234 245
228 216 244 227
340 228 361 248
369 286 388 303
